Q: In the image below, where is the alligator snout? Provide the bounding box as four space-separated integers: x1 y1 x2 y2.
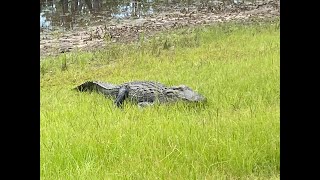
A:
186 92 207 102
193 94 207 102
177 86 206 102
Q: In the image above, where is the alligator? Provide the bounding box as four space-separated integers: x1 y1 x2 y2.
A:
74 81 206 107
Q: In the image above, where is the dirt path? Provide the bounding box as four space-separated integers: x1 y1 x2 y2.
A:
40 0 279 58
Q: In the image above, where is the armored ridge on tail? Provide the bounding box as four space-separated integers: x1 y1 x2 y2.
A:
74 81 206 107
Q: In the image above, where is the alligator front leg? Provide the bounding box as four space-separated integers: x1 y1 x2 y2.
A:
137 102 154 108
114 86 129 108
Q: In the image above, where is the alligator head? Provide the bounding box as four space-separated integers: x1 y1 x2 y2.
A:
169 85 207 103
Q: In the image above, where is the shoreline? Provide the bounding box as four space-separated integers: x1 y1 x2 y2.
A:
40 0 279 58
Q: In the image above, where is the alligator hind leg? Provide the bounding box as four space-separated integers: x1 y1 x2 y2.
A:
114 86 129 108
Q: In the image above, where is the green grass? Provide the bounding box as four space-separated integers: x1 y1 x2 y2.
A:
40 20 280 179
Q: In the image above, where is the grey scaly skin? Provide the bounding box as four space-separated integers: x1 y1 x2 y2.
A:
74 81 206 107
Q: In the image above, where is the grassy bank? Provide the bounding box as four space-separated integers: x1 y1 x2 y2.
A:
40 20 280 179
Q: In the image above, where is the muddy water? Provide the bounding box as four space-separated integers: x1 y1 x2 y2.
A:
40 0 279 58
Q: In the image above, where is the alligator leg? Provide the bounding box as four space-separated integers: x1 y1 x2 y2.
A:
137 102 154 108
114 86 129 108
